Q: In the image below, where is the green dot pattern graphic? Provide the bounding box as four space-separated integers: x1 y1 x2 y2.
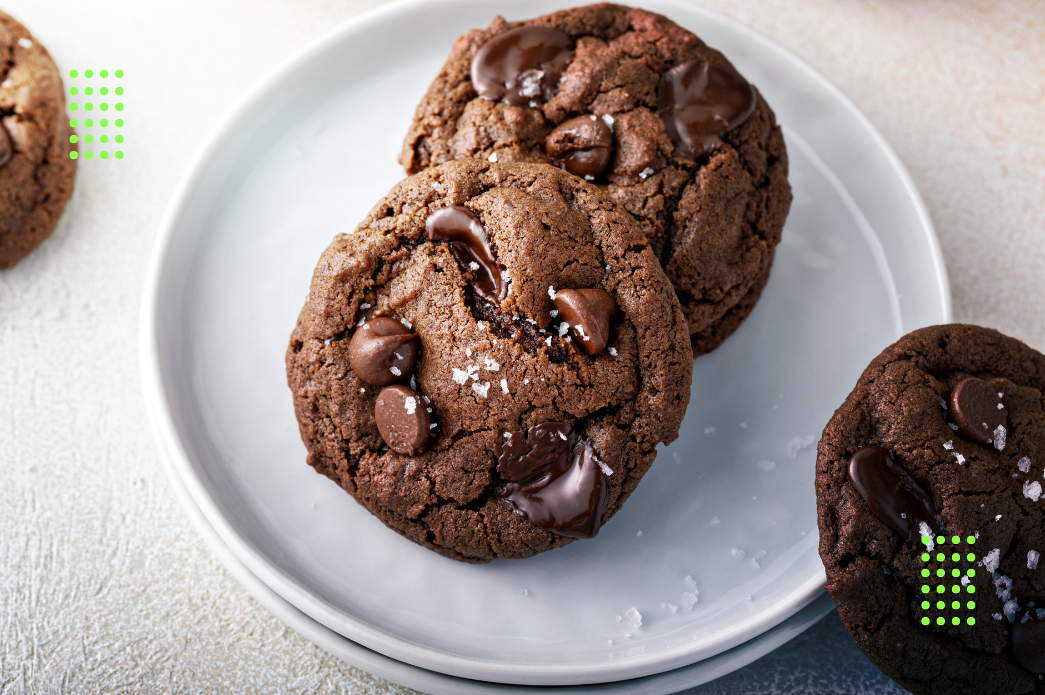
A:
918 534 979 630
66 69 125 161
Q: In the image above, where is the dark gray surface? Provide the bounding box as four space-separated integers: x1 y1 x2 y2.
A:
678 611 909 695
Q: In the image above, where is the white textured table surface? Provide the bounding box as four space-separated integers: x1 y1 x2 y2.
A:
1 1 1042 693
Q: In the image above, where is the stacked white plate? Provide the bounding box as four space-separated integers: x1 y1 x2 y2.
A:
140 1 951 692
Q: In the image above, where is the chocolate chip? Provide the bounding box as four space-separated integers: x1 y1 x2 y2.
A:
471 26 573 107
949 377 1012 447
347 317 418 386
657 60 756 161
375 385 431 455
0 123 13 168
848 446 942 541
1012 610 1045 673
545 115 612 179
552 288 615 355
426 206 507 304
496 422 609 539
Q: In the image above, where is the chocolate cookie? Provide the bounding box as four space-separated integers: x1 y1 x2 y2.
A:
816 325 1045 695
0 11 77 269
400 3 791 355
287 159 692 562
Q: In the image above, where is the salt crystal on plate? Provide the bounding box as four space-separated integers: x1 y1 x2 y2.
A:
624 607 642 629
787 435 815 458
730 547 746 561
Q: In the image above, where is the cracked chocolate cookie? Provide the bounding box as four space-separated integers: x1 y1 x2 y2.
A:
816 324 1045 695
400 3 791 355
286 159 692 562
0 11 76 269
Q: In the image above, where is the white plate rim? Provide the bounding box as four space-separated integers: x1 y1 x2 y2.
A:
152 418 837 695
139 0 952 686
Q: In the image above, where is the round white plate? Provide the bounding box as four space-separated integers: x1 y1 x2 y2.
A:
141 0 950 687
157 430 837 695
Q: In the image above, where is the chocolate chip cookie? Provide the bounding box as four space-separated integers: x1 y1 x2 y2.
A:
0 11 76 269
816 324 1045 695
286 159 692 562
400 3 791 355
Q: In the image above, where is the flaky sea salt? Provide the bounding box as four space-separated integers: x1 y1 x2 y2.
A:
949 422 960 431
624 607 642 629
730 547 746 561
17 38 32 48
943 440 953 450
995 425 1007 451
598 461 613 476
954 452 966 465
995 574 1013 601
996 515 1003 521
452 368 469 385
360 302 371 309
1019 457 1032 473
1030 550 1041 570
663 602 678 614
639 167 655 179
982 548 1001 573
467 365 480 380
469 261 480 271
500 379 509 394
608 347 618 356
1005 599 1019 622
432 182 442 191
390 365 402 377
488 152 498 162
558 322 570 336
919 522 935 551
484 358 500 371
548 286 557 300
472 382 490 398
602 114 615 129
787 435 815 458
1025 481 1042 502
750 550 767 570
404 397 417 414
961 575 971 587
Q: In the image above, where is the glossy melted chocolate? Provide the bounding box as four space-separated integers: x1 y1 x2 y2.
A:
426 206 507 304
657 60 756 161
848 446 942 541
495 422 609 539
471 26 573 107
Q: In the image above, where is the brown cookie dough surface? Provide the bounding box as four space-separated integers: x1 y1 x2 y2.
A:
400 3 791 354
0 11 76 269
817 325 1045 695
287 159 692 562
